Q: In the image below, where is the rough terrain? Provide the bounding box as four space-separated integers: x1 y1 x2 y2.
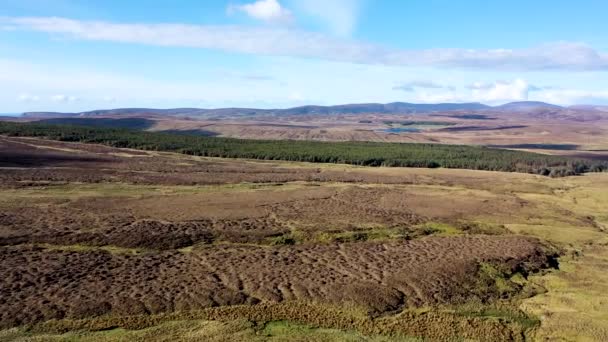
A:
1 136 607 341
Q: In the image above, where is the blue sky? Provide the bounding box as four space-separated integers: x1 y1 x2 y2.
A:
1 0 608 112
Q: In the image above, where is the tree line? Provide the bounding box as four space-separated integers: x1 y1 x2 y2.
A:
1 121 606 177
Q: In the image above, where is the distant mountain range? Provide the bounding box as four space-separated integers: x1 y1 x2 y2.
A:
570 105 608 112
493 101 563 111
21 101 570 118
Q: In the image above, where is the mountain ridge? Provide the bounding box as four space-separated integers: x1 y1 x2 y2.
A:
494 101 563 111
20 101 565 118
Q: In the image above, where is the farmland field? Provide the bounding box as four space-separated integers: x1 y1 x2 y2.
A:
1 135 608 341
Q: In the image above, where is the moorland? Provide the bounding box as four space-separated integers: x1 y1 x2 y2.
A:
10 101 608 160
1 120 607 340
1 122 606 177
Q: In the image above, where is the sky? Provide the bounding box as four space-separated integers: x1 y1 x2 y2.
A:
1 0 608 112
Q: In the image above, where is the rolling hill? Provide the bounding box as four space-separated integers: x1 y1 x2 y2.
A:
18 101 580 119
21 102 496 118
494 101 562 111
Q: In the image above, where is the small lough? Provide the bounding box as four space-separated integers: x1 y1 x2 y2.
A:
382 127 421 133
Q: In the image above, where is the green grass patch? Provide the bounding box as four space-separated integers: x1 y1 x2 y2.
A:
477 262 520 296
8 301 535 341
264 222 488 246
290 225 448 245
1 319 423 342
268 235 297 246
35 243 147 255
415 222 462 236
449 304 540 330
261 320 421 341
0 182 312 201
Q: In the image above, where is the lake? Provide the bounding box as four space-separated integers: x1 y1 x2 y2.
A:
382 127 421 133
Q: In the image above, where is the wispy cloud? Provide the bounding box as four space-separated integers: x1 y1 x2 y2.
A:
393 80 453 92
228 0 293 24
291 0 363 37
242 74 275 81
528 84 558 91
17 93 39 102
5 17 608 71
51 94 79 102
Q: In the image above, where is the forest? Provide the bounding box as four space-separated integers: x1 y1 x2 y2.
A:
1 121 605 177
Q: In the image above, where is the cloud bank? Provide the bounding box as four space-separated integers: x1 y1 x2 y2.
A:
469 79 530 103
413 79 535 104
4 17 608 71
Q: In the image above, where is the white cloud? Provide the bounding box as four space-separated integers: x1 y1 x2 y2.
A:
414 91 461 104
414 79 534 104
5 17 608 71
533 89 608 105
288 90 304 101
229 0 293 23
292 0 363 37
51 94 78 102
466 81 493 90
17 93 39 102
469 79 530 103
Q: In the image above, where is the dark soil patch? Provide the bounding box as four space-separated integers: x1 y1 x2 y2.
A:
0 236 553 328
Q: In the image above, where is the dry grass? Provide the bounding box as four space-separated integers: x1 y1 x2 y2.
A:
512 174 608 341
8 302 535 341
522 244 608 341
1 319 420 342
